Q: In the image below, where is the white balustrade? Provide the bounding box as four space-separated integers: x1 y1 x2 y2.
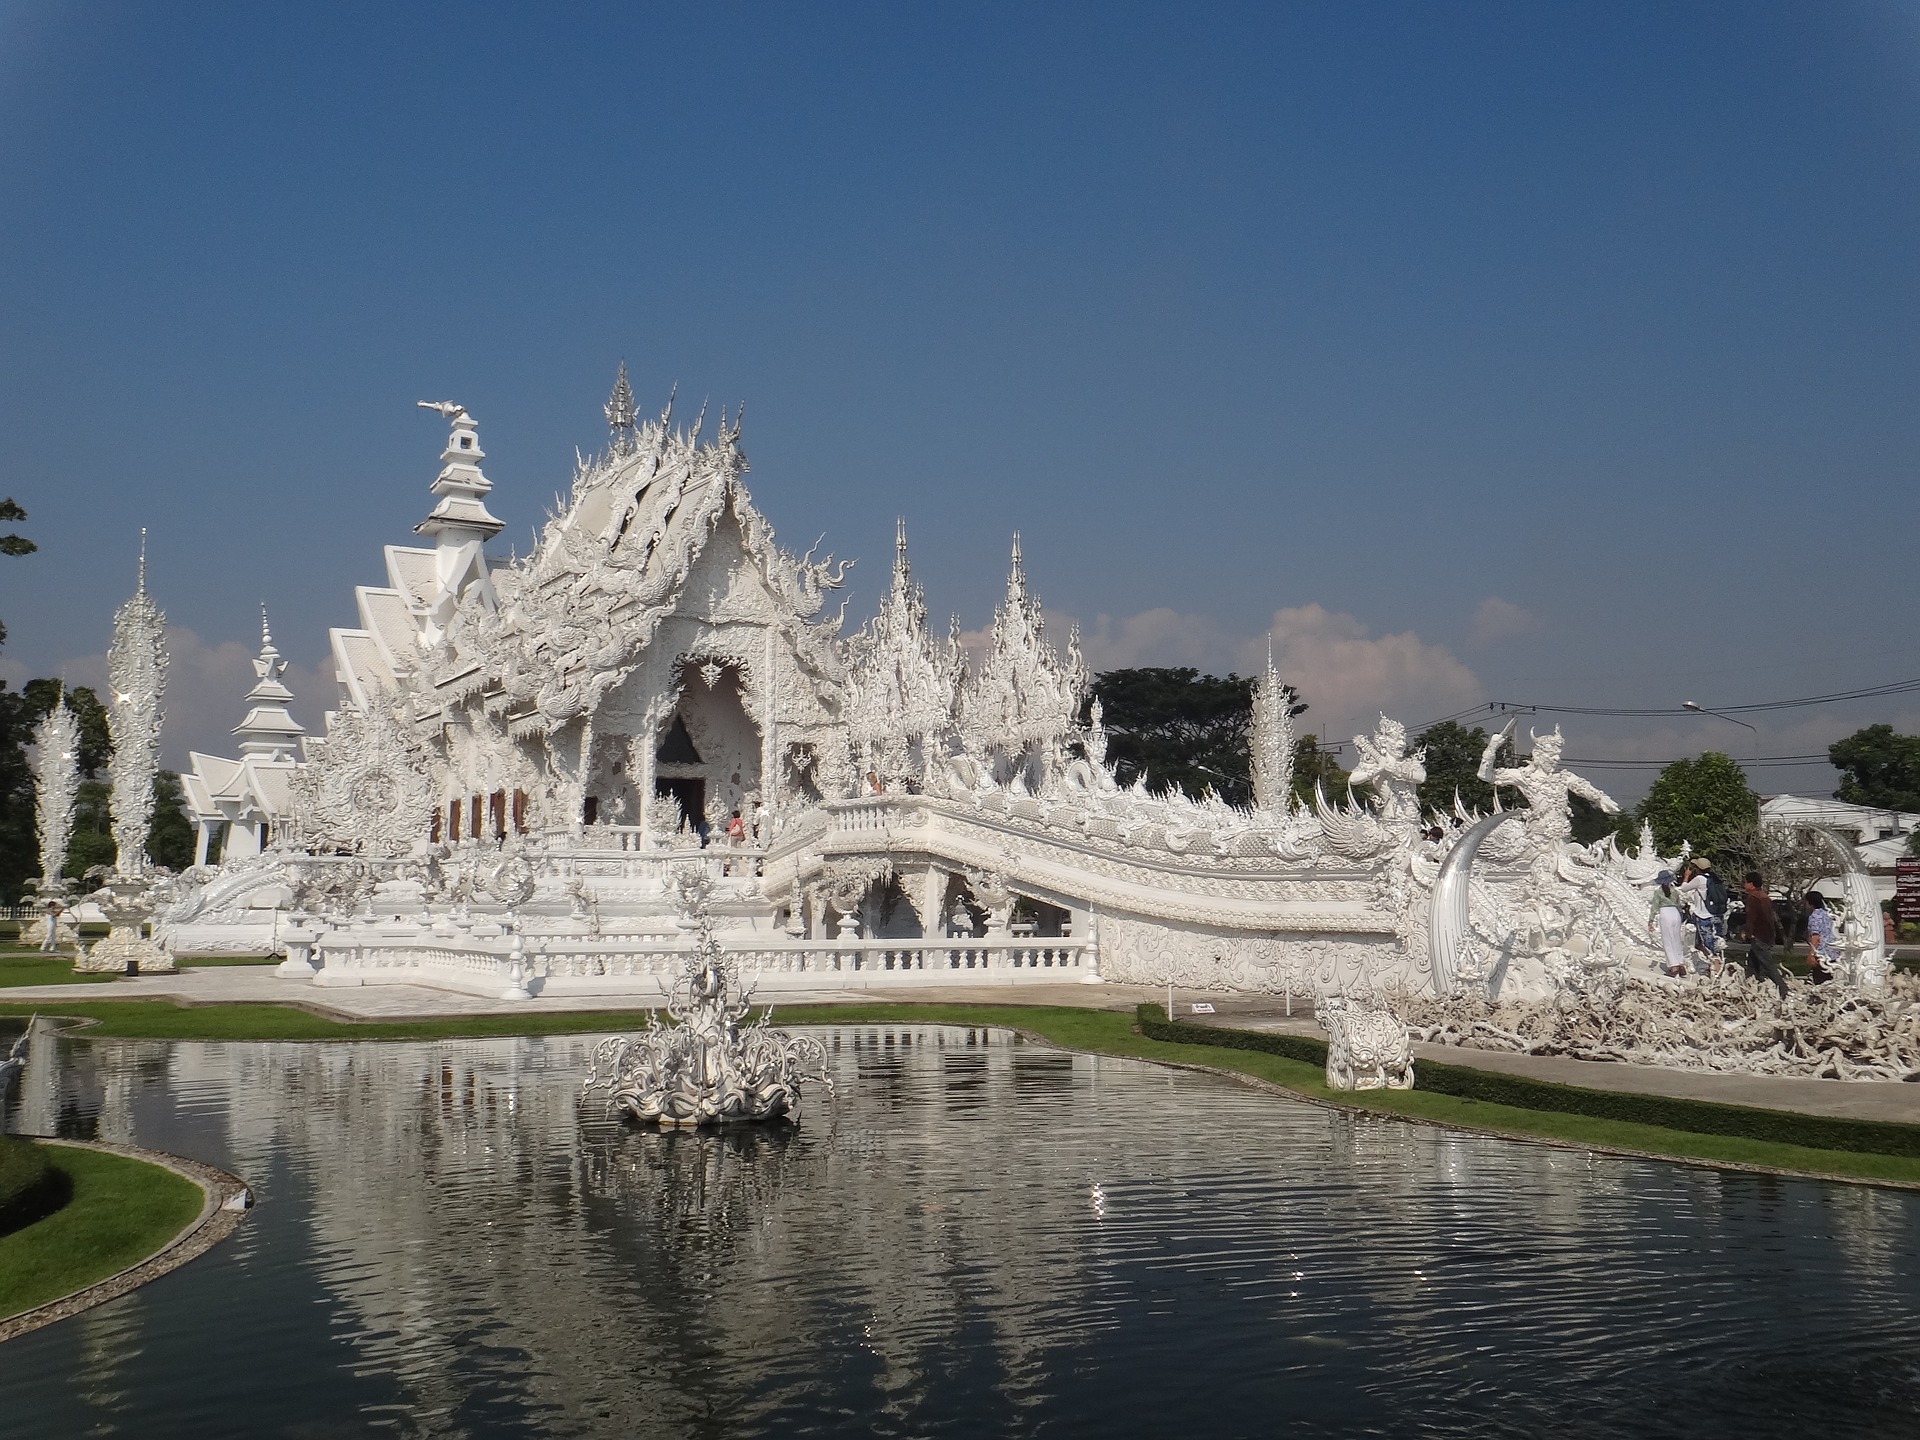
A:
310 928 1091 998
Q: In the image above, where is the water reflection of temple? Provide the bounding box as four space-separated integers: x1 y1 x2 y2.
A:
49 1029 1099 1427
23 1028 1920 1434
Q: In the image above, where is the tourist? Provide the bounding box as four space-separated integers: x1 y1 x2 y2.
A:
1649 870 1688 977
38 900 61 953
727 809 745 846
1740 871 1789 1001
1804 892 1839 984
1679 859 1726 975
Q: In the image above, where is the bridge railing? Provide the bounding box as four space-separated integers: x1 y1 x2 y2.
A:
307 929 1093 997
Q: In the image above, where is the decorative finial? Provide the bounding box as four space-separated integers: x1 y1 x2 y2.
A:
1008 531 1025 597
605 361 638 456
136 528 147 596
895 517 909 576
260 602 275 652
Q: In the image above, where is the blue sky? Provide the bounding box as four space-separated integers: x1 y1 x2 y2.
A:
1 2 1916 795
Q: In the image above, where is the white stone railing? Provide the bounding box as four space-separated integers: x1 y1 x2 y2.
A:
307 929 1093 998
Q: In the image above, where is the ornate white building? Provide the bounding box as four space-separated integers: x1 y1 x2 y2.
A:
183 612 305 865
157 370 1887 1001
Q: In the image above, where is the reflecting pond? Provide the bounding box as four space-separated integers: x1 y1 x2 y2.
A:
4 1024 1920 1438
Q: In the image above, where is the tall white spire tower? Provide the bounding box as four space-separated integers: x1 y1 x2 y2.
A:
413 401 504 640
232 606 305 762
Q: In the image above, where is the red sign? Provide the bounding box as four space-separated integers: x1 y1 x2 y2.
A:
1898 857 1920 925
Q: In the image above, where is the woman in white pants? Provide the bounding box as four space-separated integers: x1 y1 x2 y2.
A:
1648 869 1688 977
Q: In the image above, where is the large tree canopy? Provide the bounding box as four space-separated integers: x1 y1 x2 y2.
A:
1637 751 1758 855
1087 666 1311 809
1088 667 1260 805
1829 724 1920 813
1412 720 1520 816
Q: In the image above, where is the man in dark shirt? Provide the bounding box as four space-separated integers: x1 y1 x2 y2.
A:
1741 871 1789 1000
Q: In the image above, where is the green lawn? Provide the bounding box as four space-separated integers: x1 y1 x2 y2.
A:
0 1144 204 1320
3 997 1918 1187
0 954 117 988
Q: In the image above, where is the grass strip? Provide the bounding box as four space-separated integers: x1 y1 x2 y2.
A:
0 956 117 989
0 1145 203 1320
6 996 1920 1186
1134 1004 1920 1162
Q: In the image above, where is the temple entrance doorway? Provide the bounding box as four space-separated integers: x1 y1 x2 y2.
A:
654 776 706 838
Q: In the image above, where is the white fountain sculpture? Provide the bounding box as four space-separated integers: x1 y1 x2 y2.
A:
581 866 832 1127
22 701 80 949
80 542 176 974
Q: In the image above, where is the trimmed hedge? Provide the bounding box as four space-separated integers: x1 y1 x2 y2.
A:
0 1136 68 1236
1134 1004 1920 1161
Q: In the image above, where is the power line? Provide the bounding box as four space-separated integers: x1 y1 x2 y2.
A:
1562 753 1834 770
1407 675 1920 734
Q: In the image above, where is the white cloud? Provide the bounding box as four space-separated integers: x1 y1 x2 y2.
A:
46 626 331 772
1243 604 1485 740
1469 596 1543 648
1067 601 1486 742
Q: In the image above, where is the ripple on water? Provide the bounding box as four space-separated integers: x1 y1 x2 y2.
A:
1 1025 1918 1439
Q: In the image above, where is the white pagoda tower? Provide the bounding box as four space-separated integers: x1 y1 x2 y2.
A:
181 609 305 864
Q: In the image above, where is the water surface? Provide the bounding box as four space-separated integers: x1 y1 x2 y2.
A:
3 1024 1918 1438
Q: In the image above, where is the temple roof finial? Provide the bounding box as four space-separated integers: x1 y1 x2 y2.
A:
1008 531 1026 598
136 528 147 596
605 361 638 456
895 517 909 577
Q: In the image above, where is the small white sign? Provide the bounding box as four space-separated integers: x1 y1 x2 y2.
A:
1189 1002 1216 1014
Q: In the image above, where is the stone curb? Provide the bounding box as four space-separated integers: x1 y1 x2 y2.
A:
0 1140 252 1344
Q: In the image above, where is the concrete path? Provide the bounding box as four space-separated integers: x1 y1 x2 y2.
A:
1194 1009 1920 1125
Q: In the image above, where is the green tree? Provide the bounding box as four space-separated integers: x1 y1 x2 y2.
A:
148 771 195 871
1829 724 1920 813
1636 751 1758 855
1291 734 1360 808
1413 720 1523 815
1087 667 1270 805
64 779 115 880
0 499 36 899
0 498 33 559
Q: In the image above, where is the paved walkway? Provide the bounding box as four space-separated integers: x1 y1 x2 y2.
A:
10 969 1919 1126
1192 1008 1920 1125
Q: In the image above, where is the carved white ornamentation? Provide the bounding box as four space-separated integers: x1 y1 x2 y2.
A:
106 555 168 877
31 701 79 893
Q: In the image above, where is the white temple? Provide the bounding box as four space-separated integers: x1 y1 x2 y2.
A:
153 369 1890 1004
183 610 304 865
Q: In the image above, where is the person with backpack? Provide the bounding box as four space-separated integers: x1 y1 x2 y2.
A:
1700 860 1728 970
1678 859 1725 975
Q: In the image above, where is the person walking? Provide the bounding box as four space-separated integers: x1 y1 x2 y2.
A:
1804 892 1840 984
1678 859 1726 975
1649 870 1688 977
1739 872 1789 1001
38 899 62 954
